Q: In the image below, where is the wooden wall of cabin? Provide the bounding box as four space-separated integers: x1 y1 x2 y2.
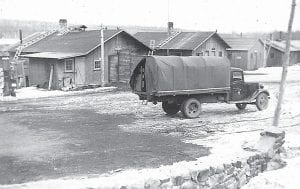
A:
193 35 227 57
266 48 283 67
248 41 264 70
227 50 249 70
28 58 55 88
85 32 148 85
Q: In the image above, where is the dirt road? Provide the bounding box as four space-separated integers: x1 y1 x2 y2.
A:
0 93 208 185
0 66 299 185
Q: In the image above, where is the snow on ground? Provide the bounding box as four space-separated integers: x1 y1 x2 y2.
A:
242 126 300 189
0 86 116 101
0 65 300 188
244 64 300 83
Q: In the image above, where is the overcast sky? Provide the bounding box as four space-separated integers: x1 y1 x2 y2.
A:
0 0 299 33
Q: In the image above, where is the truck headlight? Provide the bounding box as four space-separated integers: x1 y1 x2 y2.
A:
259 84 264 89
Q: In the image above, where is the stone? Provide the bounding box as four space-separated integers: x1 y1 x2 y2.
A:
237 174 248 187
159 181 173 189
144 178 160 189
215 165 224 174
181 180 198 189
223 163 232 170
232 161 242 169
160 178 170 185
206 174 220 187
260 127 285 138
226 166 235 175
197 169 210 183
171 176 185 186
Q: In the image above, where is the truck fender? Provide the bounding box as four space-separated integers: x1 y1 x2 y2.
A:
251 89 270 101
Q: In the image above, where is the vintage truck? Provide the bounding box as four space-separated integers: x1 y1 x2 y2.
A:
130 56 270 118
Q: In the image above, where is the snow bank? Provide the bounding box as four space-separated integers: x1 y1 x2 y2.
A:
0 86 117 101
244 64 300 83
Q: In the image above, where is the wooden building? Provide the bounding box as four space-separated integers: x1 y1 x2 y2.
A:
221 34 265 70
134 31 230 58
265 40 300 67
9 29 150 90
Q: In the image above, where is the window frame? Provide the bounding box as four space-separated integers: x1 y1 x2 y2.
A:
219 51 223 57
64 58 74 73
94 59 101 70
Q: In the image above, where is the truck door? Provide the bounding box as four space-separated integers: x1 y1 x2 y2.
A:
230 70 245 101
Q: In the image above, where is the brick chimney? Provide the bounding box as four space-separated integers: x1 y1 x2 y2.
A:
58 19 68 33
167 22 174 36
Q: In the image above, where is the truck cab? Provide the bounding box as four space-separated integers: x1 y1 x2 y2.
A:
229 68 269 111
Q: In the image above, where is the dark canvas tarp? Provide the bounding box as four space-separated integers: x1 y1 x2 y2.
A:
131 56 231 95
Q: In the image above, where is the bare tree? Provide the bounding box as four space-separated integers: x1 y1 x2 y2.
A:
273 0 297 126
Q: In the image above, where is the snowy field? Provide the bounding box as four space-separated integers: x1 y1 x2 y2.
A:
0 65 300 188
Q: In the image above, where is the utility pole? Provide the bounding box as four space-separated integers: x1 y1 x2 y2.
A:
273 0 296 126
100 26 105 87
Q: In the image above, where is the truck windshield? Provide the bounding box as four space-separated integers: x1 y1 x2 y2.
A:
232 71 243 82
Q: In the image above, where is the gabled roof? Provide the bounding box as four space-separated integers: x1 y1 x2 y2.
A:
134 32 169 48
267 40 300 52
220 34 260 51
134 31 230 50
10 30 150 55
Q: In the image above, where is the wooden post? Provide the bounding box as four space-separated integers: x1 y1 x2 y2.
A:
48 64 54 90
101 27 105 87
273 0 296 126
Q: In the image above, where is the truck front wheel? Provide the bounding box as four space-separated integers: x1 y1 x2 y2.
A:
256 92 269 111
181 98 201 119
236 103 247 110
162 101 180 115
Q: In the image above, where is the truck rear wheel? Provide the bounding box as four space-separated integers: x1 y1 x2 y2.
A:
236 103 247 110
181 98 201 119
162 102 180 115
256 92 269 111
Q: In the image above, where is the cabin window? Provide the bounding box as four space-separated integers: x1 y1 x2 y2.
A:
205 50 209 56
94 59 101 70
212 48 216 56
270 52 275 58
65 59 74 72
219 51 223 57
196 52 204 56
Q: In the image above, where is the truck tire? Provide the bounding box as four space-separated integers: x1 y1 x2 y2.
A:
236 103 247 110
181 98 201 119
256 92 269 111
162 102 180 115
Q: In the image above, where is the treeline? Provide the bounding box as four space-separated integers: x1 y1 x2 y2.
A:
0 19 300 40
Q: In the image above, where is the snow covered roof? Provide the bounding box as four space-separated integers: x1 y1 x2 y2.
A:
220 34 261 51
134 31 230 50
9 30 150 55
267 40 300 52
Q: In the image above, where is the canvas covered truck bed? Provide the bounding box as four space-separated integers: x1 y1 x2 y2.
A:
130 56 231 98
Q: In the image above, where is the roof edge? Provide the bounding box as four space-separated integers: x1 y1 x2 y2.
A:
85 30 151 55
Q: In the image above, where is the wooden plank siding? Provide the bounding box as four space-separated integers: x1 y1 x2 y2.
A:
84 31 148 85
193 35 227 57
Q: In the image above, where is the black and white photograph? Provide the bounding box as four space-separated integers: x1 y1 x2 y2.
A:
0 0 299 188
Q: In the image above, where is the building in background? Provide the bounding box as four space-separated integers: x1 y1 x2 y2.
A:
220 34 265 70
134 23 230 57
8 20 150 90
265 40 300 67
